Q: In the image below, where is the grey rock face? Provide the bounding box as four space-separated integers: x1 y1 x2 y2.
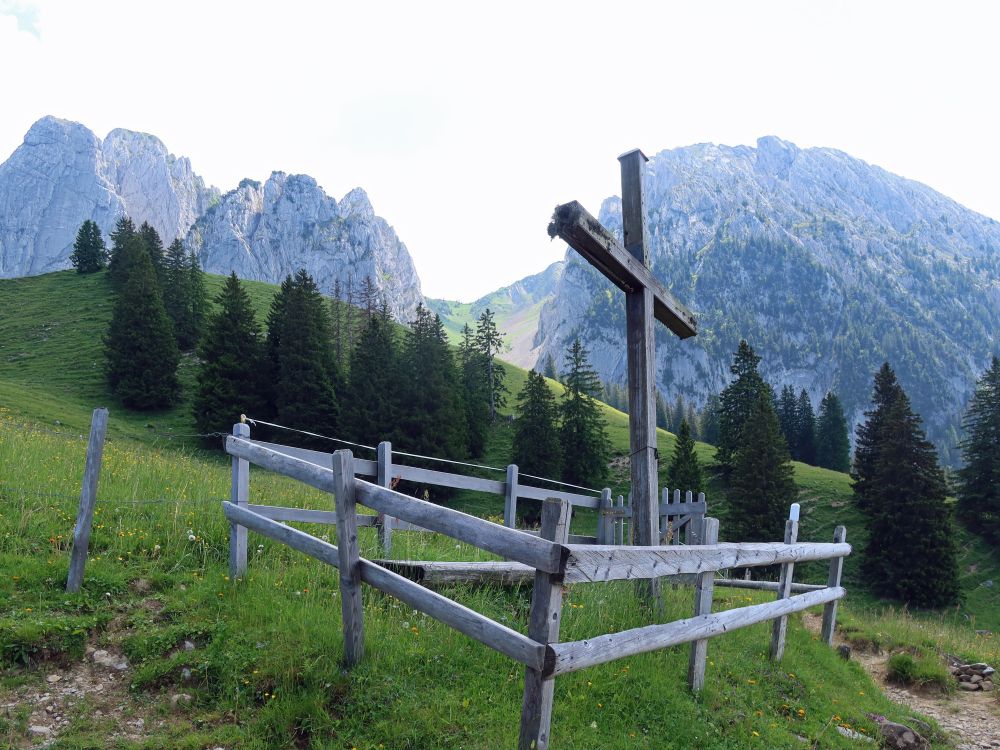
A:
536 137 1000 463
0 116 218 277
186 173 423 321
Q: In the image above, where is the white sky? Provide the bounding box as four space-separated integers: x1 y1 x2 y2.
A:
1 0 998 300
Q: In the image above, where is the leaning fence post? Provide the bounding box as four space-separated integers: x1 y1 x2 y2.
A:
228 422 251 579
504 464 519 528
333 449 364 667
687 516 719 691
518 498 570 750
769 504 800 661
821 526 847 645
66 407 109 593
377 441 394 555
597 488 612 544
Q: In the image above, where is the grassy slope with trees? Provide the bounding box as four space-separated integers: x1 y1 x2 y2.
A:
1 270 998 748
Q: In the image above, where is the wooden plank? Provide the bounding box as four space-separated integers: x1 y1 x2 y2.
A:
504 464 519 528
821 526 847 645
359 559 546 670
228 436 335 493
562 541 851 584
518 499 571 750
520 529 599 545
391 519 432 533
393 463 506 494
377 441 394 555
688 517 719 691
229 423 251 579
714 579 825 594
547 200 697 339
245 504 376 526
516 484 600 509
355 481 565 574
223 501 342 568
770 519 799 661
597 489 612 544
375 560 537 586
66 407 109 593
248 439 377 476
616 495 625 546
550 586 846 676
333 450 364 667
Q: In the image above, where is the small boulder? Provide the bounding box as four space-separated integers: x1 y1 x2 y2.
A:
981 680 994 691
92 649 128 670
880 721 930 749
838 644 852 660
46 674 62 684
958 681 980 691
28 725 52 738
971 674 984 684
182 640 196 652
170 693 193 710
836 726 875 743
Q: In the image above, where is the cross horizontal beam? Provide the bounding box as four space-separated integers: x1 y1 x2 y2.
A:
547 201 697 339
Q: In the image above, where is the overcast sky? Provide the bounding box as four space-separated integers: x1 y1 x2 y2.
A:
2 1 997 300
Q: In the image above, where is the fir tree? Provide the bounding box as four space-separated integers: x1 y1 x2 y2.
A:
666 419 703 494
559 338 609 488
816 392 851 473
474 308 507 421
699 394 721 446
69 220 107 273
138 221 165 280
193 273 265 434
852 363 904 512
777 385 799 455
332 278 345 373
342 305 399 447
726 393 797 543
458 323 490 458
187 251 207 347
512 370 562 523
671 394 687 435
107 216 137 288
655 390 670 431
685 403 700 441
716 340 773 471
857 384 959 607
542 353 558 382
795 389 817 465
104 236 180 409
957 356 1000 541
161 240 205 350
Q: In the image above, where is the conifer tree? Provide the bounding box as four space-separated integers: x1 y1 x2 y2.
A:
474 308 507 421
104 236 180 409
332 279 345 372
685 403 700 441
107 216 137 288
559 338 609 488
458 323 490 458
343 305 399 447
852 363 903 511
816 392 851 473
161 240 205 350
69 220 107 273
856 380 959 607
193 273 265 434
655 390 670 431
512 370 562 522
700 394 721 446
542 353 558 382
666 418 703 494
726 393 797 543
671 394 687 435
957 356 1000 541
716 340 773 471
138 221 165 281
777 385 799 455
795 389 817 465
187 251 207 346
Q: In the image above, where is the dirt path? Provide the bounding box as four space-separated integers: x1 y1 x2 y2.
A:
803 613 1000 749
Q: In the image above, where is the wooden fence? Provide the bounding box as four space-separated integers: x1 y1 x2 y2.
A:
222 435 850 749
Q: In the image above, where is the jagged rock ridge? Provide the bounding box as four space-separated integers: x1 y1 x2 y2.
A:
535 137 1000 463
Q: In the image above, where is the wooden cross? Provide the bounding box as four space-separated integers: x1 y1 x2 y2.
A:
548 149 697 549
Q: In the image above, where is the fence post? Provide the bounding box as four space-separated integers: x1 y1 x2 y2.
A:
377 441 394 555
769 505 800 661
597 488 612 544
616 495 625 545
687 516 719 691
229 421 251 579
659 487 669 544
693 491 707 545
504 464 519 528
66 408 109 593
518 498 570 750
821 526 847 645
333 449 364 667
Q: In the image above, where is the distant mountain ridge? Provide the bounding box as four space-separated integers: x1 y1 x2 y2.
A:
520 137 997 463
0 116 423 319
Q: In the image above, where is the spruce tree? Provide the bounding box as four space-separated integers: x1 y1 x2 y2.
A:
69 220 107 273
193 273 265 434
852 363 903 512
138 221 165 281
458 323 490 458
685 403 700 440
187 250 207 347
727 393 797 543
104 236 180 409
816 392 851 473
795 389 817 465
716 340 773 471
666 419 703 494
474 308 507 421
777 385 799 456
162 240 204 350
700 394 721 446
559 338 610 488
107 216 137 288
343 305 399 447
857 385 959 607
542 353 558 382
957 356 1000 541
512 370 562 523
655 390 670 431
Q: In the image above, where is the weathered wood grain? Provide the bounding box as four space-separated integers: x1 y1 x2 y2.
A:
228 436 334 492
393 463 505 494
597 489 613 544
355 481 565 574
822 526 847 645
504 464 519 528
375 560 537 586
687 517 719 691
66 408 109 593
563 541 851 584
247 438 377 476
333 450 364 667
550 586 846 676
769 519 799 661
245 504 377 526
223 501 341 568
377 441 394 554
714 579 825 594
518 499 571 750
520 529 598 545
229 423 251 579
515 483 600 508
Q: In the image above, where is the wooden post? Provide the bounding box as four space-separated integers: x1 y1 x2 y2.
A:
333 449 365 667
821 526 847 646
616 495 624 546
518 498 570 750
597 488 612 544
66 408 109 593
687 516 719 691
693 492 707 544
620 149 659 555
229 422 251 579
504 464 519 529
377 441 394 555
769 516 800 661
